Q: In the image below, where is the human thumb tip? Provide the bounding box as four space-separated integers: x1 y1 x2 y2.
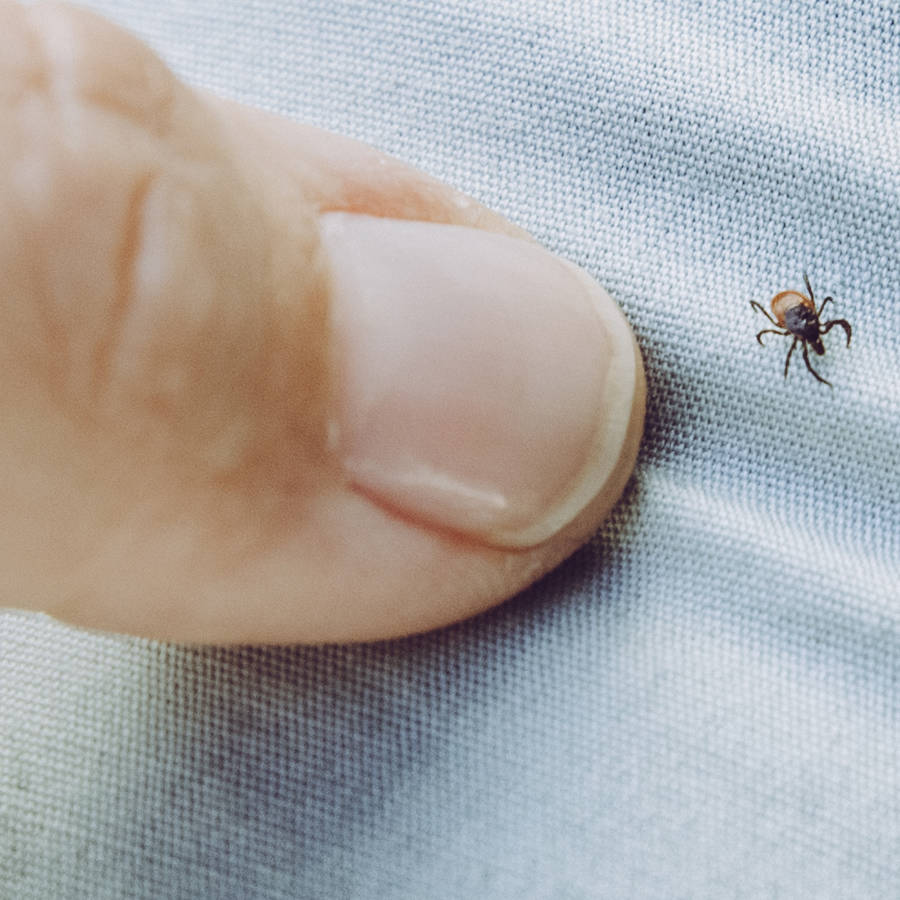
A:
320 212 644 549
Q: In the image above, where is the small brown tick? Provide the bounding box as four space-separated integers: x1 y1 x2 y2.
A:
750 273 852 387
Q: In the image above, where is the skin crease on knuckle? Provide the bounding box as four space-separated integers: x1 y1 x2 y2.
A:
0 1 645 643
1 4 332 619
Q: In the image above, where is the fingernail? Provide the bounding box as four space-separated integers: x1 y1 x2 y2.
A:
320 212 638 548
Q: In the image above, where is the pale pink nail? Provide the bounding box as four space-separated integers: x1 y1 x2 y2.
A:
320 212 637 547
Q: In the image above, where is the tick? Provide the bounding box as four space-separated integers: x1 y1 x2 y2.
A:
750 273 852 387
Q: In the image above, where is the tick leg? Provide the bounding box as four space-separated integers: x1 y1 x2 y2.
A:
756 327 787 346
821 317 852 346
803 272 815 304
817 295 834 318
783 336 798 377
750 300 779 325
801 339 832 387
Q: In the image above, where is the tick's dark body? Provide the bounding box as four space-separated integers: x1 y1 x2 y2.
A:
782 304 825 355
750 274 851 387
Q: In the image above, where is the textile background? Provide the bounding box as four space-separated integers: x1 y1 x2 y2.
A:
2 1 899 897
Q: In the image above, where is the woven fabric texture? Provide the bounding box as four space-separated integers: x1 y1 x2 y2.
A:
2 1 899 897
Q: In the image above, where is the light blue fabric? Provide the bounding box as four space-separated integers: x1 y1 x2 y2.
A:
2 1 899 897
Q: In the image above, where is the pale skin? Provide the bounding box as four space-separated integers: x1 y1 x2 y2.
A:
0 1 645 643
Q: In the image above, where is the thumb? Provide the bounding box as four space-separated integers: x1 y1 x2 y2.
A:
0 1 644 643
